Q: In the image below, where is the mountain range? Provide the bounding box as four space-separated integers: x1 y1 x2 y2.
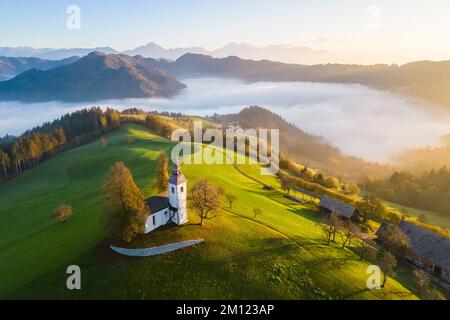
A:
0 56 79 81
0 52 185 102
147 54 450 108
0 42 341 64
2 51 450 107
0 46 116 61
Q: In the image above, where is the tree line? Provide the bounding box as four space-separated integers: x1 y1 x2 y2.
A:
363 167 450 216
0 107 121 180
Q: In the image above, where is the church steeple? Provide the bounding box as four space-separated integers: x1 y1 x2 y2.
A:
168 162 188 225
169 162 186 185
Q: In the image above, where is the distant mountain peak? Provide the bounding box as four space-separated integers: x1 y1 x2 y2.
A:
87 51 106 57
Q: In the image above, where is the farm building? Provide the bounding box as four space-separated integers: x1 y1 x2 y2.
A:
377 221 450 284
318 196 359 220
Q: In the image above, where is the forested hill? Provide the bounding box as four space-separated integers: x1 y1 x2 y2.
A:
210 106 392 179
2 51 450 106
364 168 450 218
0 52 186 102
0 56 79 81
149 53 450 108
0 108 122 179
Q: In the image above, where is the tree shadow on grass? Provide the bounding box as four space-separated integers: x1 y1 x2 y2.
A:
199 237 299 265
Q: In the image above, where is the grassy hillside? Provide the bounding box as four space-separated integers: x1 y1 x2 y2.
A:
385 201 450 230
0 124 419 299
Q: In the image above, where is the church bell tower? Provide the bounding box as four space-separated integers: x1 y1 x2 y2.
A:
168 163 188 225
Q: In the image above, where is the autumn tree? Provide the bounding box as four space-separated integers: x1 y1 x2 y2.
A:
413 269 446 300
145 115 173 138
321 212 340 245
377 225 410 256
190 179 222 226
280 174 294 194
102 162 149 242
339 221 360 248
418 213 428 223
25 139 40 167
422 288 446 300
380 252 397 288
413 269 430 297
154 150 169 192
53 127 67 146
357 194 387 224
225 193 237 209
11 141 23 174
0 150 10 178
345 182 360 195
53 204 73 222
106 108 121 126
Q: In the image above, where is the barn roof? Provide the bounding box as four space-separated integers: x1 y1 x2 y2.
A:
146 191 169 214
319 196 357 219
398 221 450 270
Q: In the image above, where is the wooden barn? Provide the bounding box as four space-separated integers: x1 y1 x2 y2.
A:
318 196 359 220
377 221 450 285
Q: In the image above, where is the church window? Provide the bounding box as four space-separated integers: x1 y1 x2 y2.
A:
171 187 175 194
152 215 156 225
181 186 184 193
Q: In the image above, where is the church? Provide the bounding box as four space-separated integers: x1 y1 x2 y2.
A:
145 163 188 234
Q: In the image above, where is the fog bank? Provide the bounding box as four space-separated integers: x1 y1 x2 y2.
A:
1 78 450 163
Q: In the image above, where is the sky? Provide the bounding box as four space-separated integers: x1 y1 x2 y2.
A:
1 0 450 63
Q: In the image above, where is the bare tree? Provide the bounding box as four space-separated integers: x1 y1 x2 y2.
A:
380 252 397 288
225 193 237 209
339 221 360 248
253 208 262 219
321 212 340 245
378 225 410 256
358 240 378 261
190 179 222 226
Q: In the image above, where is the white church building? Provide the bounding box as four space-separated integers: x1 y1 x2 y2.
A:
145 163 188 234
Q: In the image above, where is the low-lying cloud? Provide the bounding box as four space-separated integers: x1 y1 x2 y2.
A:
1 77 450 163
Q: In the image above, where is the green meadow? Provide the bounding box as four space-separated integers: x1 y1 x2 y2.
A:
0 124 419 299
385 201 450 230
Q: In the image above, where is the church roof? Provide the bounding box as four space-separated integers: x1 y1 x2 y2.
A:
146 191 169 214
168 163 186 185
